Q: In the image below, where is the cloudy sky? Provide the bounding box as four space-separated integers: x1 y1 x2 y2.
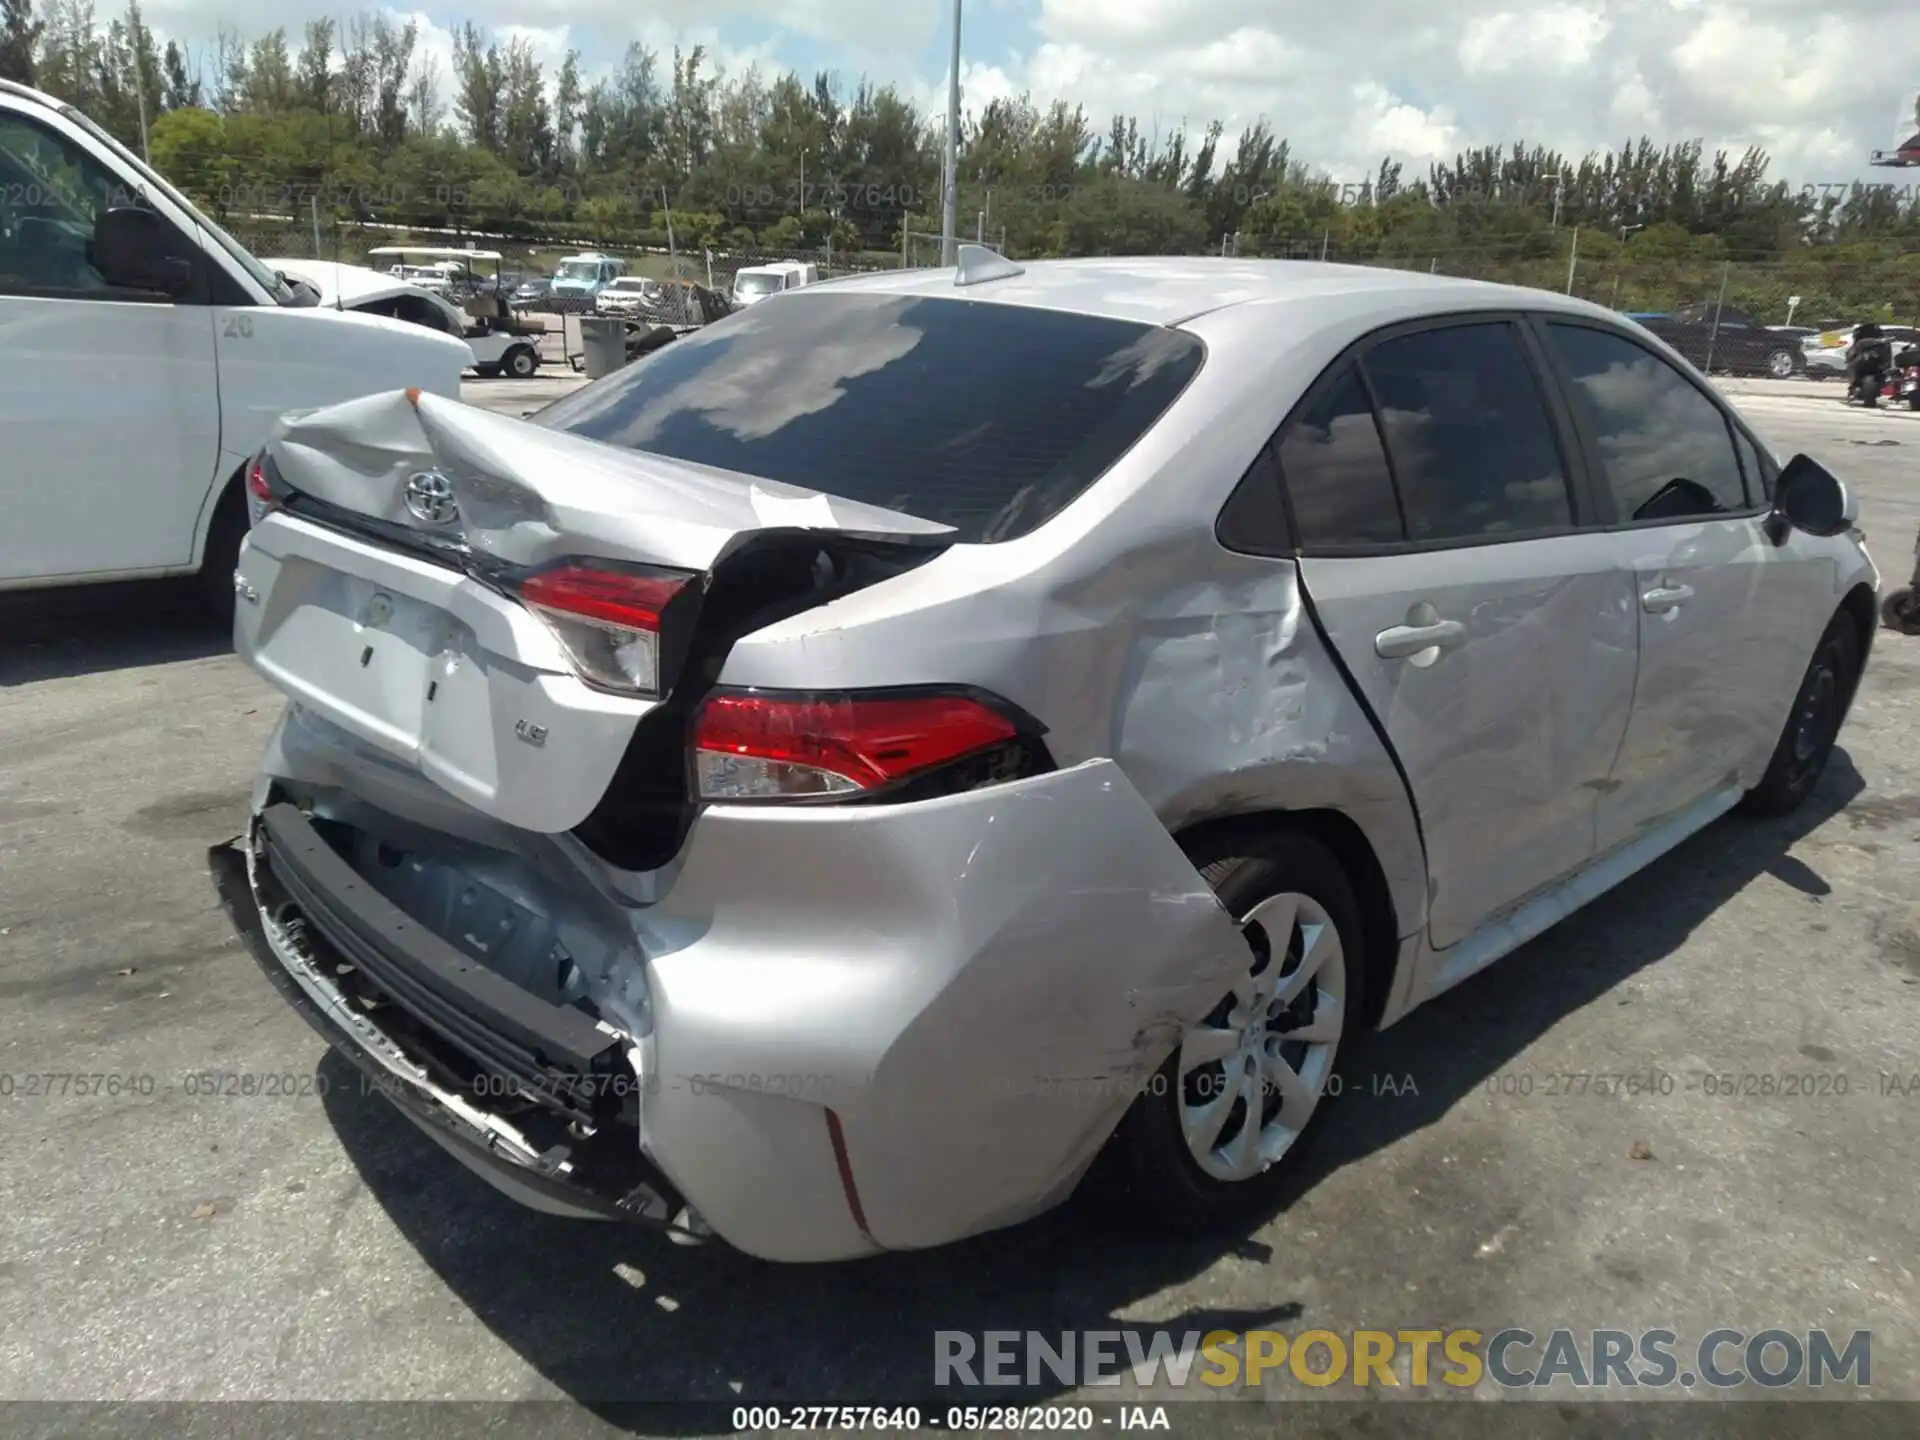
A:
132 0 1918 186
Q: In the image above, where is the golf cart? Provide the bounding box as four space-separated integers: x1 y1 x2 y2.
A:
366 246 547 378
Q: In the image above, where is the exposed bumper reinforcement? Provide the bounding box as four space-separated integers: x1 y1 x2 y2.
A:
209 833 693 1233
257 801 625 1124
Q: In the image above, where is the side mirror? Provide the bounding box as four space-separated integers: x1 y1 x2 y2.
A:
1766 454 1854 542
90 206 194 296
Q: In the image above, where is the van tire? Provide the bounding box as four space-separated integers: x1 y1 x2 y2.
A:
1103 828 1367 1232
196 481 248 628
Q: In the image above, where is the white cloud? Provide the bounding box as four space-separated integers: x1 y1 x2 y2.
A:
1002 0 1916 185
1458 7 1610 76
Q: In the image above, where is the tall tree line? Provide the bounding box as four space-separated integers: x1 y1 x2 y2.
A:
3 1 1917 265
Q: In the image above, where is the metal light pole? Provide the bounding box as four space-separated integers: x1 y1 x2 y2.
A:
941 0 962 265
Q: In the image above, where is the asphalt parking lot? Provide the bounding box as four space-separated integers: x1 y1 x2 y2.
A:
1 378 1918 1426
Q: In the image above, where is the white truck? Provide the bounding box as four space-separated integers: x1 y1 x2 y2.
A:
730 259 821 307
0 79 470 615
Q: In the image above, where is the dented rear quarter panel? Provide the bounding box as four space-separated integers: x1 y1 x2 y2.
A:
716 289 1438 947
630 759 1251 1256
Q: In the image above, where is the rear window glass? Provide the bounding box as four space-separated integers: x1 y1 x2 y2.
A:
535 292 1206 543
1277 363 1404 547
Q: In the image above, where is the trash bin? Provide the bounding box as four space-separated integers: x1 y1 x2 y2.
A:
579 316 628 380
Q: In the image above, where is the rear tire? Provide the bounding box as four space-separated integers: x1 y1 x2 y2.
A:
195 483 247 628
1106 829 1367 1231
1883 588 1920 636
473 363 501 378
1739 614 1860 816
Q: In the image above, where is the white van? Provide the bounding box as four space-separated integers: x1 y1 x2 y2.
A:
549 252 628 305
730 259 821 307
0 80 470 613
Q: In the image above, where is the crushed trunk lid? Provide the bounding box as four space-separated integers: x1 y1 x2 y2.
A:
233 389 955 835
266 387 957 573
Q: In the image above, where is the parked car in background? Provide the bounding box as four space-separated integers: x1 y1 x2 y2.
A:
596 275 661 318
1802 323 1920 378
0 77 467 614
1632 302 1807 378
219 252 1877 1262
512 276 552 308
386 262 453 294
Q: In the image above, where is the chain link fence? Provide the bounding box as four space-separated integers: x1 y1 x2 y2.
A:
229 215 913 316
224 208 1920 381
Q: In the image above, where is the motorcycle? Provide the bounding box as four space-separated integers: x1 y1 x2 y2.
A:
1844 338 1895 407
1895 345 1920 412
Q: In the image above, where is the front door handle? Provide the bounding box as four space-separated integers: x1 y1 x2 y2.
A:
1642 582 1694 614
1375 619 1466 659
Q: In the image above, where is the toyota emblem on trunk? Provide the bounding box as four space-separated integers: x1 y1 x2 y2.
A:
404 470 459 526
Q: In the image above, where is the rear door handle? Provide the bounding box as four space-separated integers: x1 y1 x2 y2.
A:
1375 619 1466 659
1642 583 1694 614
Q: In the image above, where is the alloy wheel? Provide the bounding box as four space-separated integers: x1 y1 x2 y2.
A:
1177 891 1345 1183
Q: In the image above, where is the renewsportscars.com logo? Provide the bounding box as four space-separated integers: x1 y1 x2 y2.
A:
934 1327 1872 1391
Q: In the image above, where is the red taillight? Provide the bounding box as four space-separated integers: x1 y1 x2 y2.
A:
246 454 277 523
515 562 693 697
691 691 1021 800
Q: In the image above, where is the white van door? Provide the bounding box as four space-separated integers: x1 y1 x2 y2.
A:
0 106 219 584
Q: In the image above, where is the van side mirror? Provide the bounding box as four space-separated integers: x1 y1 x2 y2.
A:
1766 453 1854 543
90 206 195 296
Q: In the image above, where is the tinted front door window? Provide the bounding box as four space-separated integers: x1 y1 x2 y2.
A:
1545 323 1748 520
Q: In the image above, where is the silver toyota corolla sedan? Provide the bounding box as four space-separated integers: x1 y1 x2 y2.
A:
215 250 1880 1262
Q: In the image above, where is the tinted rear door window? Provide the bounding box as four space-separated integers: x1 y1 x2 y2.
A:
1545 322 1749 520
536 292 1205 543
1275 363 1404 547
1359 323 1574 543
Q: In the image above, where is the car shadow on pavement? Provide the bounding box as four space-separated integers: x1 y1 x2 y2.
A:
315 752 1865 1430
0 583 230 685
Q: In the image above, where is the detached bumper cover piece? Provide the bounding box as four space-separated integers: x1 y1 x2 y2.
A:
629 758 1251 1258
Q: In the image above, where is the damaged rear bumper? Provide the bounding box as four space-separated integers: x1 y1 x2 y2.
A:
221 712 1249 1261
210 830 695 1233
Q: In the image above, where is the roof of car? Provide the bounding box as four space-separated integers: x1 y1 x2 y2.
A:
0 79 60 110
808 256 1589 327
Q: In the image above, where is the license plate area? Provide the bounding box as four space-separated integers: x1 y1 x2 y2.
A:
254 559 465 760
237 515 661 833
